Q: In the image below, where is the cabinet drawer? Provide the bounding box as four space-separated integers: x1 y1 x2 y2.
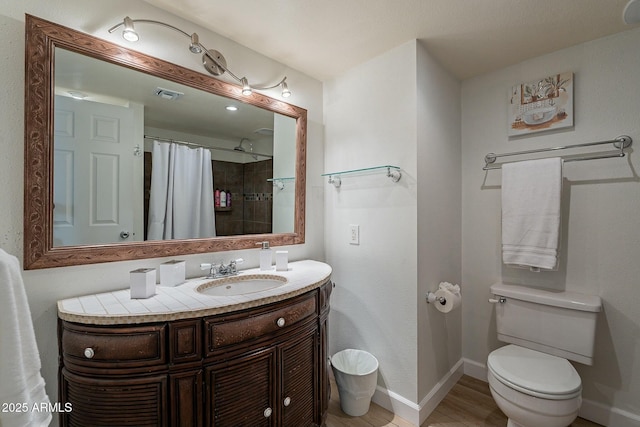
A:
61 369 168 426
205 294 317 353
61 322 166 370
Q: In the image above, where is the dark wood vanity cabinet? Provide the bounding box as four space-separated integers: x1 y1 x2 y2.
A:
205 347 277 426
58 280 332 427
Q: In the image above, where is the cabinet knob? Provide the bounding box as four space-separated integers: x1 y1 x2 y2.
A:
277 317 286 327
283 396 291 407
263 407 272 418
83 347 95 359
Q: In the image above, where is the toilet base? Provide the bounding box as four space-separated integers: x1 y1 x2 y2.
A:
488 370 580 427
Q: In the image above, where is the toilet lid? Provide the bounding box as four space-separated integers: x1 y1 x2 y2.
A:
488 345 581 398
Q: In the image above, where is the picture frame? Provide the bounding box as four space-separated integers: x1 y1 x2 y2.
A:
508 72 573 136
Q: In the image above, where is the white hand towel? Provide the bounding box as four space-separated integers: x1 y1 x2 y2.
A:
0 249 52 427
501 158 562 270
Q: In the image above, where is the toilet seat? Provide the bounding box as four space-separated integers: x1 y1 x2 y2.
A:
488 345 581 400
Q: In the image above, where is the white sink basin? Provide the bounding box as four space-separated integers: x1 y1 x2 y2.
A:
196 275 287 296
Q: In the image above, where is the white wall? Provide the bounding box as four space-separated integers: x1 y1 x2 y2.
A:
324 39 419 403
0 2 324 425
461 28 640 426
416 41 462 407
324 39 462 425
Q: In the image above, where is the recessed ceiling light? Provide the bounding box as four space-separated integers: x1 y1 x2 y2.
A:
254 127 274 136
226 105 238 111
623 0 640 24
68 91 87 100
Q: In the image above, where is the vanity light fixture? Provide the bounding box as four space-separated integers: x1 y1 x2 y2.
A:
281 81 291 98
241 77 252 96
225 105 238 111
189 33 202 53
108 17 291 98
121 16 139 42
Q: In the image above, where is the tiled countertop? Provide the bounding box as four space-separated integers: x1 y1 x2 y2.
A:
58 260 332 325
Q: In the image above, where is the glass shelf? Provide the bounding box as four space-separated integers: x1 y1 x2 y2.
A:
321 165 401 188
267 177 295 190
267 177 295 182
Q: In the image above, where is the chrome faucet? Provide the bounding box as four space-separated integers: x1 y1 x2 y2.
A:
200 258 244 279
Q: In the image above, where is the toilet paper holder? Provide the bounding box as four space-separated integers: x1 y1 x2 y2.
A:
426 292 447 305
426 282 462 313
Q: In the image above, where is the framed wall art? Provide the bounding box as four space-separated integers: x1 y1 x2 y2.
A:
508 72 573 137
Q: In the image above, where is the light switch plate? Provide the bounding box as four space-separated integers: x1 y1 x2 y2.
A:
349 224 360 245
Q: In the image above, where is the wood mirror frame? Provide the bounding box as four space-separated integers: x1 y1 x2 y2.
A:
23 15 306 269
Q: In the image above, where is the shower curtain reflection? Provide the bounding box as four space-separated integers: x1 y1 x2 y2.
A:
147 141 216 240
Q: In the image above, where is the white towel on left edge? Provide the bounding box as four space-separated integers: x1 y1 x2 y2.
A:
501 157 562 270
0 249 52 427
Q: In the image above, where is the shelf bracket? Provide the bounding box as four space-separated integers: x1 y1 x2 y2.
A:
327 176 342 188
267 177 295 190
387 167 402 182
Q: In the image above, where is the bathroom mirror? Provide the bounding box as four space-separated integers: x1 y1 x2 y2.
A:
24 15 306 269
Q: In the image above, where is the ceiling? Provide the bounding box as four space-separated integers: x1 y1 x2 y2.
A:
141 0 638 82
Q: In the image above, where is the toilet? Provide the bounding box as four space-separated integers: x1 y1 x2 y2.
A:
487 282 602 427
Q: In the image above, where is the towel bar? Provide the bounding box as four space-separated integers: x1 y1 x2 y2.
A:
483 135 632 170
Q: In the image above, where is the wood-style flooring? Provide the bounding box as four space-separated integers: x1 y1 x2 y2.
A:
325 375 603 427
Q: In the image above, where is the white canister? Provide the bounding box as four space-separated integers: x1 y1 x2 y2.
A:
159 260 186 287
275 250 289 271
130 268 156 299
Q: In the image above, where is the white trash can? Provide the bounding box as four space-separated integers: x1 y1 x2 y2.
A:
331 349 379 416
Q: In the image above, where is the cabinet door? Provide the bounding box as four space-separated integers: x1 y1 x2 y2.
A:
318 315 330 425
280 327 318 427
60 368 167 427
170 370 202 427
205 348 276 427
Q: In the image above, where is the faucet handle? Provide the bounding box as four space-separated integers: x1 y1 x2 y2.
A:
201 262 219 278
229 258 243 273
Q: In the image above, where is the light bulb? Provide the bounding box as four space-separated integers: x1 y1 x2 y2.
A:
281 81 291 98
122 17 139 42
189 33 202 53
241 78 252 96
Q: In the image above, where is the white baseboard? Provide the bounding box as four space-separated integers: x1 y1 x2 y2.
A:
461 358 640 427
462 357 487 381
371 359 464 426
371 386 421 425
417 359 464 425
579 398 640 427
369 357 640 427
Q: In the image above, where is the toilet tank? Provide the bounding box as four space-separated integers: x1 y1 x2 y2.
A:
490 282 601 365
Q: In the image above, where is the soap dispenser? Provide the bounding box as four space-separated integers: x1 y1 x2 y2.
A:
258 241 272 271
